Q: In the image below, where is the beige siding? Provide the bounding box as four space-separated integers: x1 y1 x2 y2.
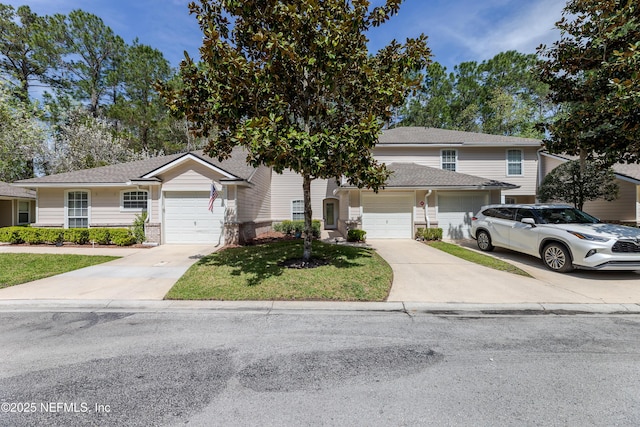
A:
540 154 564 178
90 187 156 226
237 167 272 222
159 161 220 192
35 188 65 226
583 179 637 223
348 191 361 220
374 146 539 196
35 186 159 228
270 169 339 221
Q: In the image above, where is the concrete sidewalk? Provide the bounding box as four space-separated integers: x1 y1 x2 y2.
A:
0 244 218 300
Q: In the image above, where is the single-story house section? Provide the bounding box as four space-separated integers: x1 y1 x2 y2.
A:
0 181 36 227
13 148 272 245
540 152 640 226
336 163 518 239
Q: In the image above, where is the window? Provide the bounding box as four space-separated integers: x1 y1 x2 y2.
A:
67 191 88 228
441 149 457 172
482 207 515 220
291 200 304 221
122 190 148 210
18 201 29 224
507 149 523 176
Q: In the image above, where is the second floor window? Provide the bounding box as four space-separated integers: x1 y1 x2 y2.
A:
507 149 523 176
441 149 457 172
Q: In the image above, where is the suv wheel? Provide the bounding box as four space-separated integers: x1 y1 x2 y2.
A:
542 243 574 273
476 230 494 252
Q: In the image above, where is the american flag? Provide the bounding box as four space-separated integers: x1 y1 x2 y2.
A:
208 184 218 211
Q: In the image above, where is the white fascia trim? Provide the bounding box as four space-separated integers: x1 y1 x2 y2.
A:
141 154 237 179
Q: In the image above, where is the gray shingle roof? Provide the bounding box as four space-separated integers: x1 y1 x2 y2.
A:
344 163 518 189
379 127 542 146
0 181 35 198
15 147 257 186
542 152 640 183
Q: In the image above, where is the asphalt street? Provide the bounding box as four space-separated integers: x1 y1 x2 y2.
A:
1 310 640 426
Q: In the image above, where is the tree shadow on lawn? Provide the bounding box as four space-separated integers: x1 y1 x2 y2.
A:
195 240 377 287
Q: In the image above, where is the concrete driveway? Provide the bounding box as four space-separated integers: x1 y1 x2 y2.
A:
0 244 218 300
370 239 640 304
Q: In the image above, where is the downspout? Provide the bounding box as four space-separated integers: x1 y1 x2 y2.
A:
536 147 545 202
424 190 432 228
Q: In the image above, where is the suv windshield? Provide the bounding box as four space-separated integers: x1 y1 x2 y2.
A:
536 207 599 224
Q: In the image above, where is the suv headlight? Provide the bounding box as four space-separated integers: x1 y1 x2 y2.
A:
566 230 610 242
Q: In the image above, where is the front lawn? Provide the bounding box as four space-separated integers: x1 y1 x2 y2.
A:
166 240 393 301
0 253 120 289
426 241 531 277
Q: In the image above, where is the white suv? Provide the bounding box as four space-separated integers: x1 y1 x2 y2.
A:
471 204 640 273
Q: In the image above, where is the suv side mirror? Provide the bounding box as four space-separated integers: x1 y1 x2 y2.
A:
521 217 536 227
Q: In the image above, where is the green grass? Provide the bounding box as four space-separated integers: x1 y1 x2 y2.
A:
427 241 532 277
166 240 393 301
0 253 120 289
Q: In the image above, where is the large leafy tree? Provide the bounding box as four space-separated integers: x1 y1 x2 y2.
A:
0 4 65 102
161 0 430 261
108 39 172 153
538 160 618 210
400 51 549 137
0 82 46 181
537 0 640 165
47 108 142 173
61 9 126 116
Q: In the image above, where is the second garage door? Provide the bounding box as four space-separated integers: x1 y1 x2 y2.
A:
438 192 489 239
362 193 413 239
164 191 224 244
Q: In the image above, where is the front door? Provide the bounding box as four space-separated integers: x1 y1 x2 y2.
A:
324 200 336 229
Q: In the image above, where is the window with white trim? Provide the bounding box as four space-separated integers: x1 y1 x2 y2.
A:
507 149 523 176
291 200 304 221
18 201 29 224
122 190 149 210
67 191 88 228
441 149 457 172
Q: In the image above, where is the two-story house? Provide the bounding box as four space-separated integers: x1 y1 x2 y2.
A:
238 127 542 240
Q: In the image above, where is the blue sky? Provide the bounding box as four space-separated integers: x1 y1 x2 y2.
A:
7 0 564 72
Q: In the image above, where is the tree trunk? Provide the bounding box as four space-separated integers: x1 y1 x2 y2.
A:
302 173 313 262
578 148 587 211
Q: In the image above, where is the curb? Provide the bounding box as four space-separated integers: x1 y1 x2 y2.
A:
0 299 639 315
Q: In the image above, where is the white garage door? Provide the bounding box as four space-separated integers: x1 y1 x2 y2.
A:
164 191 224 244
438 192 488 239
362 193 413 239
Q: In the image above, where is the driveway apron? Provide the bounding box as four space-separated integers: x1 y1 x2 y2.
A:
371 239 609 304
0 245 218 300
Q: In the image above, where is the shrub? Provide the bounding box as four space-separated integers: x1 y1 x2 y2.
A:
132 212 147 243
89 228 110 245
421 228 443 241
22 227 44 244
64 228 90 244
109 228 136 246
273 220 321 238
0 226 25 244
347 229 367 242
39 228 64 244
